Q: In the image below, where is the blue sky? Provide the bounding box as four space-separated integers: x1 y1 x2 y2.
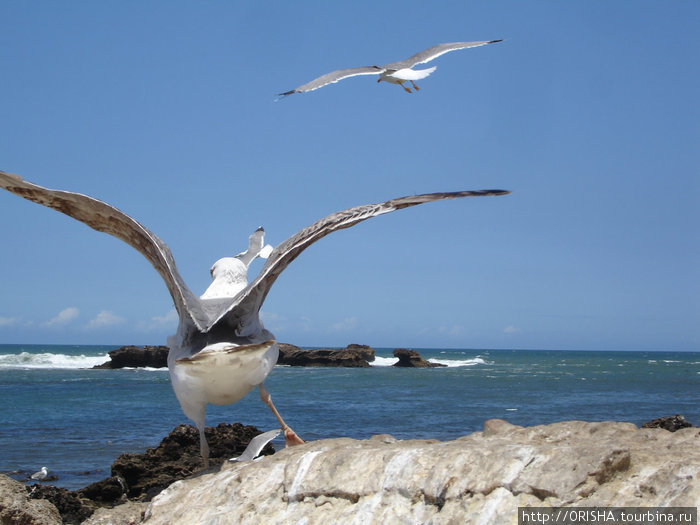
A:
0 1 697 350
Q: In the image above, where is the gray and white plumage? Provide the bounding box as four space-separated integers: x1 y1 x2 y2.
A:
30 467 49 480
229 428 281 462
0 169 510 465
279 40 503 96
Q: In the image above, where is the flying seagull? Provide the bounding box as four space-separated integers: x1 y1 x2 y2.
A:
0 170 509 466
229 428 281 462
279 40 503 96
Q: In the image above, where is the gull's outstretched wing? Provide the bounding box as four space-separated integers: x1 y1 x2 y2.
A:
229 428 281 462
383 40 503 70
278 66 382 96
211 189 511 334
0 170 211 331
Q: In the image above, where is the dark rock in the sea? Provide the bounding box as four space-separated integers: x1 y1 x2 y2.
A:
27 484 94 525
641 414 693 432
93 345 169 369
392 348 446 368
278 343 375 367
107 422 275 501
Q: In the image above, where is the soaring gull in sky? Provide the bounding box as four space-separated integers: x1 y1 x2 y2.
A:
0 170 509 466
279 40 503 96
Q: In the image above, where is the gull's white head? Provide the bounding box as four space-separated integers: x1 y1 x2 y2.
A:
200 257 248 299
199 228 273 300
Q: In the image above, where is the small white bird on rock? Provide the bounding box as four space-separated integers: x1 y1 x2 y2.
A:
30 467 49 481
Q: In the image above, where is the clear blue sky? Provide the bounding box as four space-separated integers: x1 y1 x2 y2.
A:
1 1 698 351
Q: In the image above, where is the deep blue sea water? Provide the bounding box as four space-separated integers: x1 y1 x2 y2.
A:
1 344 698 490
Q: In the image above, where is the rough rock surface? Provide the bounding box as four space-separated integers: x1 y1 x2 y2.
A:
392 348 447 368
107 422 275 502
27 484 94 524
10 423 274 524
93 345 169 369
642 414 693 432
0 474 61 524
145 420 700 524
277 343 375 367
82 502 148 525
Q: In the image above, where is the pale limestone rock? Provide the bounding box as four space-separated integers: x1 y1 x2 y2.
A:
0 475 61 525
142 420 698 524
82 502 148 525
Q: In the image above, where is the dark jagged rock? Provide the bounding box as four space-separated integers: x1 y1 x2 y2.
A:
107 422 275 501
392 348 446 368
641 414 693 432
278 343 375 367
27 484 94 524
95 343 378 369
78 476 127 507
93 345 169 369
20 422 276 522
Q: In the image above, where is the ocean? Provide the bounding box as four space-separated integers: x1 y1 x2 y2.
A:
1 344 698 491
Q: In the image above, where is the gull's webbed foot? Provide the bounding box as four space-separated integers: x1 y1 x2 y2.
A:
283 426 305 447
411 81 420 91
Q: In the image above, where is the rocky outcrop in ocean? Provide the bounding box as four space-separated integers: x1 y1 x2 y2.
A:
144 420 700 524
392 348 447 367
277 343 375 367
94 343 381 369
92 345 169 369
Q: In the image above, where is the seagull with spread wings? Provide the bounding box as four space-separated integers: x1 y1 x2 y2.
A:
0 170 509 466
279 40 503 96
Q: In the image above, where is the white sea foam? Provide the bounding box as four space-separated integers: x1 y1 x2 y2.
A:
122 366 168 371
371 355 492 368
428 356 491 368
371 356 399 367
0 352 110 370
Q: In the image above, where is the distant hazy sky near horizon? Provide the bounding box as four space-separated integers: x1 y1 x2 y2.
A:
0 1 698 351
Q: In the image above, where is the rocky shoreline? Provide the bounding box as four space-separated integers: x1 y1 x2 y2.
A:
2 423 276 524
2 416 696 524
92 343 445 369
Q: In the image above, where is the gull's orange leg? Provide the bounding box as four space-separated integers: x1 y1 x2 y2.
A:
259 385 304 447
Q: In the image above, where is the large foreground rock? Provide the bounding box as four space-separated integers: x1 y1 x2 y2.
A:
0 474 61 524
145 420 699 524
277 343 375 367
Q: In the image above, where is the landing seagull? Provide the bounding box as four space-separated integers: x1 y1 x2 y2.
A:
0 170 509 467
279 40 502 96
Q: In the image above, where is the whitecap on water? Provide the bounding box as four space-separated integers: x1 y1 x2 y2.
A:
428 356 492 368
0 352 110 370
